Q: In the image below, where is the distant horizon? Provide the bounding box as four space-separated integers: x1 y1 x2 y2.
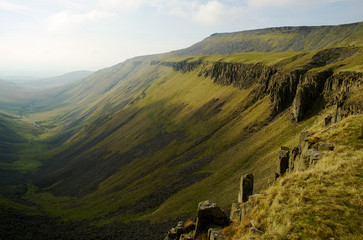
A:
1 0 362 77
0 70 94 82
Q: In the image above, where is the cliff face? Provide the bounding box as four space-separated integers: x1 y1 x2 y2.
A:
160 47 362 122
324 71 363 120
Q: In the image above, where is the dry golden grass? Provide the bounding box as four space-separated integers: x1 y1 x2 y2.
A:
224 115 363 240
184 219 196 232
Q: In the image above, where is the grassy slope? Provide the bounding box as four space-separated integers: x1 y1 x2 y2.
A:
177 22 363 56
0 23 361 231
15 46 362 226
225 114 363 240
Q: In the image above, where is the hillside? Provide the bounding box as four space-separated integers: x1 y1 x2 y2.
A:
0 22 362 239
23 71 94 89
176 22 363 56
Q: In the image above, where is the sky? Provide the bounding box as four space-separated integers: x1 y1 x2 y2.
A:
0 0 362 78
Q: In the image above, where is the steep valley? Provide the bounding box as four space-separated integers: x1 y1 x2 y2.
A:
0 22 362 239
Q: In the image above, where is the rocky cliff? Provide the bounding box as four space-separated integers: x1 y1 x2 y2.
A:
160 47 362 122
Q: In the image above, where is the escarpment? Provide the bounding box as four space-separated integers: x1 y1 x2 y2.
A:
159 47 362 122
324 71 363 119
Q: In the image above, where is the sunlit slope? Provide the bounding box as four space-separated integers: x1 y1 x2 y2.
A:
24 45 362 224
176 21 363 56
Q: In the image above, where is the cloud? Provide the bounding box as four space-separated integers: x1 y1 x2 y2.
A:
97 0 242 25
247 0 345 7
0 0 30 12
194 0 241 25
48 9 118 32
97 0 146 11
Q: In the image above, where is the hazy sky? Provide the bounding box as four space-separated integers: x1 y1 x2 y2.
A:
0 0 362 78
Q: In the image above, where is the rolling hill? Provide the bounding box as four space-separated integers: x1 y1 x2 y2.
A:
23 70 94 89
0 22 362 239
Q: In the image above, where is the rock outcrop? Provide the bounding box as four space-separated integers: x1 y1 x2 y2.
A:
230 174 255 222
165 221 195 240
238 174 254 203
194 200 229 240
292 70 333 121
278 147 290 176
159 47 361 123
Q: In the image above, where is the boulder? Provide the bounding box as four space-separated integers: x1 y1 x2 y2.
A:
278 147 290 176
194 200 229 239
302 149 321 167
207 228 226 240
238 174 254 203
318 142 334 151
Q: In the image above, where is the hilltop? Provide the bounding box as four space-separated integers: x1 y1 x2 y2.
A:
176 22 363 55
0 22 362 239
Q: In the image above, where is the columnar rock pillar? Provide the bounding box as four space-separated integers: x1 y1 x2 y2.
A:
238 173 254 203
278 146 290 176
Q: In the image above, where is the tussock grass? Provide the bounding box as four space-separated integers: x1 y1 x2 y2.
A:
224 115 363 240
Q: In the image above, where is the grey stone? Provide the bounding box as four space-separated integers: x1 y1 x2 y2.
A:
194 200 229 239
302 149 321 167
278 148 290 176
238 174 254 203
318 142 334 151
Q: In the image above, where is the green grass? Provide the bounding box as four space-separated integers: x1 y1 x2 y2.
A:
0 42 361 228
0 196 36 212
225 115 363 240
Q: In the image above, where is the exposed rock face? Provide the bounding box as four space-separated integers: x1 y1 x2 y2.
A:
194 200 229 240
323 71 363 121
201 62 277 90
157 59 203 72
161 48 361 123
238 174 254 203
278 147 290 176
292 70 333 121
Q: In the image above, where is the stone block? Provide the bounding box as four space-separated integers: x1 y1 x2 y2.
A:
238 174 254 203
194 200 229 239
